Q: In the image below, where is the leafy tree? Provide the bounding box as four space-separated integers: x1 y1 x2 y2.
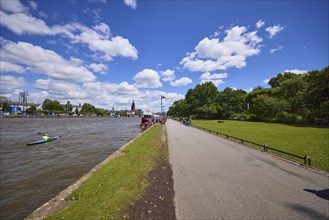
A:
64 101 73 113
185 82 219 118
1 102 10 112
249 94 288 122
217 88 247 119
26 106 37 114
42 99 64 112
167 99 188 117
268 72 298 88
80 103 97 115
278 77 307 113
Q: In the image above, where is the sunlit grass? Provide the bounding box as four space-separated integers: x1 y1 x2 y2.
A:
46 125 162 219
192 120 329 171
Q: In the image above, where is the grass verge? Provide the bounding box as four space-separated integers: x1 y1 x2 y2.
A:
192 120 329 172
46 125 162 219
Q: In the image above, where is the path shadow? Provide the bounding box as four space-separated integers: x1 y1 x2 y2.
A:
286 203 328 220
304 188 329 200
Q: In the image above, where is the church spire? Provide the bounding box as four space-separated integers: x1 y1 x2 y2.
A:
131 100 136 111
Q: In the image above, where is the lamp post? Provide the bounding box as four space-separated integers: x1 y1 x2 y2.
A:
161 95 165 116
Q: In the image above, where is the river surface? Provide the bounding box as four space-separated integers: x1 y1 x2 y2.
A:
0 117 142 220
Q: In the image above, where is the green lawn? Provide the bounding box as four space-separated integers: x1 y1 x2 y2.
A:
192 120 329 172
46 125 162 219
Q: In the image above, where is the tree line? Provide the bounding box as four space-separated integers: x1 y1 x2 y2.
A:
25 99 113 116
167 66 329 125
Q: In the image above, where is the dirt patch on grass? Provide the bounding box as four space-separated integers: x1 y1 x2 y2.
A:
128 125 176 219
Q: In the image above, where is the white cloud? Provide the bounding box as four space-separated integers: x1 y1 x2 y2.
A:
180 26 263 72
284 69 308 75
0 75 26 94
263 79 270 84
256 20 265 29
124 0 137 9
0 40 96 82
266 25 284 38
270 45 284 54
0 10 53 35
200 72 228 87
0 0 28 13
0 9 138 60
133 69 163 88
28 1 38 10
0 61 25 73
161 69 175 82
89 63 108 75
170 77 192 86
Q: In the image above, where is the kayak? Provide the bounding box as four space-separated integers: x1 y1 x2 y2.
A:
27 136 61 146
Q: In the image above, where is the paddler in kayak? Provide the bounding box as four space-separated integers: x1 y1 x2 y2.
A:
42 134 50 140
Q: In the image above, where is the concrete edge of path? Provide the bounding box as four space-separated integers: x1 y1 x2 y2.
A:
25 126 154 220
189 122 329 177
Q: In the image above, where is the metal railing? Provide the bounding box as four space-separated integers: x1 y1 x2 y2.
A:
190 124 311 166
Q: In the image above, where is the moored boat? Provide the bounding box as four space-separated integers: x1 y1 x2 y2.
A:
140 110 153 128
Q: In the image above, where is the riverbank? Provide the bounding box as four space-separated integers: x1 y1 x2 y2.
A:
26 125 175 219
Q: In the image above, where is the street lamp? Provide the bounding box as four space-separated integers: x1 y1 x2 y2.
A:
161 95 165 115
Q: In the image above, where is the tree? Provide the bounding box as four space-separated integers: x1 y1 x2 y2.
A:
268 72 298 88
278 77 307 113
26 106 37 114
217 88 247 119
249 94 288 122
80 103 97 115
1 102 10 112
185 82 219 118
42 99 64 112
64 101 73 114
167 99 188 117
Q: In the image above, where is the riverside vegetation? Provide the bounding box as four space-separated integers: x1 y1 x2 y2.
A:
45 125 170 219
193 120 329 172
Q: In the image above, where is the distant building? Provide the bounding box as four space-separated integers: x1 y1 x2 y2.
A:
72 103 82 113
126 100 136 117
19 91 29 103
131 100 136 111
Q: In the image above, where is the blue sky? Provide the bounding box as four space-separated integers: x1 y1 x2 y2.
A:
0 0 328 112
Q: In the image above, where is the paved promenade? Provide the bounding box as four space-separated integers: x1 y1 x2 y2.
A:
166 119 329 219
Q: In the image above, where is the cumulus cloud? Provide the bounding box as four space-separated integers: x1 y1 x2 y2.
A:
0 40 96 82
200 72 228 87
0 75 26 94
170 77 192 87
180 26 263 72
89 63 108 75
284 69 308 75
0 7 138 60
256 20 265 29
0 0 28 13
266 25 284 38
0 61 25 73
0 10 53 35
161 69 175 82
133 69 163 88
270 45 284 54
28 1 38 10
124 0 137 9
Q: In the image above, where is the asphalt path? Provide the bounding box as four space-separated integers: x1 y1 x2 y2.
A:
167 119 329 219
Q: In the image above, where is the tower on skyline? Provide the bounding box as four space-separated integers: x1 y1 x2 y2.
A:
131 100 135 112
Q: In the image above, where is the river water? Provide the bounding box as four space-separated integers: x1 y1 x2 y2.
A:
0 117 141 220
